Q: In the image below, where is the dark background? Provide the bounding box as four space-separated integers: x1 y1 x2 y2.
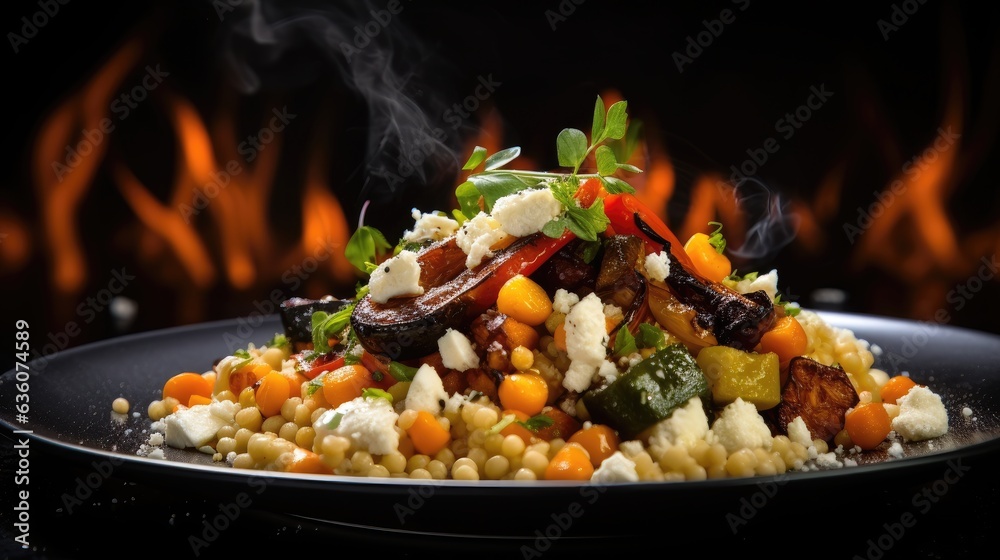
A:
1 1 999 558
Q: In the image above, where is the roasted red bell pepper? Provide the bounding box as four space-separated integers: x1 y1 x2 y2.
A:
603 193 693 268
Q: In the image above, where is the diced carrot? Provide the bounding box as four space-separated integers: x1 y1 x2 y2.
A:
544 442 594 481
502 317 541 351
465 369 499 404
683 231 732 283
322 365 375 409
844 402 892 450
284 447 333 474
497 275 553 326
567 424 620 468
407 410 451 455
758 315 808 367
162 372 213 406
880 375 919 405
499 409 536 443
553 322 567 352
256 372 291 418
187 394 213 407
498 373 549 416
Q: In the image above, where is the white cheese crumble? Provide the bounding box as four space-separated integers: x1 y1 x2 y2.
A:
456 212 508 268
406 364 448 415
314 396 400 455
891 386 948 442
368 250 424 304
438 328 480 371
552 289 580 314
403 208 460 243
708 397 773 453
491 188 563 237
643 250 671 282
646 396 710 450
730 269 779 300
562 293 610 393
163 400 239 449
887 440 905 458
787 416 814 448
591 451 639 483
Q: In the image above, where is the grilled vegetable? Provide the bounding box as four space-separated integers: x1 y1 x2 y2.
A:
583 343 710 440
645 247 776 352
352 231 574 361
279 297 355 344
695 345 781 410
594 235 649 334
763 356 859 442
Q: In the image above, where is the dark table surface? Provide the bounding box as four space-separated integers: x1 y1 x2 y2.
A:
2 435 998 560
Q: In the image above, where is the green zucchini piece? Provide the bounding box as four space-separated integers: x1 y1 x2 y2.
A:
583 343 710 440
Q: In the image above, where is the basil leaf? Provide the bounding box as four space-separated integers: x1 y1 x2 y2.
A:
311 311 329 353
541 217 569 239
484 146 521 171
595 145 618 176
466 173 534 212
600 176 636 194
592 95 607 144
605 101 628 140
463 146 488 170
311 306 354 354
345 226 392 275
455 181 481 220
557 128 588 170
613 327 637 358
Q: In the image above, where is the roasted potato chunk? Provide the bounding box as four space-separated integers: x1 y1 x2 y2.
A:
764 356 859 442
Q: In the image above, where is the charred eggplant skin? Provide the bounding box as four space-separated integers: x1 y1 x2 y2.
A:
279 297 354 343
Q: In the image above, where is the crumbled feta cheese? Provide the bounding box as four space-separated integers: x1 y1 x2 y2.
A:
708 397 773 453
491 188 563 237
164 401 239 449
787 416 814 448
962 407 973 418
814 452 843 468
730 269 779 300
643 250 671 282
597 359 619 383
406 364 448 414
562 293 609 393
887 441 905 458
368 250 424 303
646 396 710 450
552 289 580 314
591 451 639 483
438 328 480 371
456 212 508 268
148 432 164 446
314 396 400 455
403 208 460 243
892 386 948 442
147 448 165 460
618 440 646 458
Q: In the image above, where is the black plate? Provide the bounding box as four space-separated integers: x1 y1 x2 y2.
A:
2 311 1000 541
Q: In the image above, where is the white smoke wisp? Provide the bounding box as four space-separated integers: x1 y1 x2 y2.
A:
727 177 801 262
215 0 457 194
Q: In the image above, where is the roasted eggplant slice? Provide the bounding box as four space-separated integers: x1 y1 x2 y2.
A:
352 231 574 361
594 234 648 335
764 356 860 442
279 297 354 344
645 247 775 351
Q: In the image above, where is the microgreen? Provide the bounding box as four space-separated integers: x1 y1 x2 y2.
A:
613 326 638 358
454 95 641 222
362 388 393 403
707 221 727 254
345 225 392 275
541 177 610 242
518 414 554 432
310 306 354 354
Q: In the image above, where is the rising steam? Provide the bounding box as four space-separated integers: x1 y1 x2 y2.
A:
214 0 458 196
728 177 801 261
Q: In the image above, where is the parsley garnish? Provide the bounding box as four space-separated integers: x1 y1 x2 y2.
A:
613 327 638 358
